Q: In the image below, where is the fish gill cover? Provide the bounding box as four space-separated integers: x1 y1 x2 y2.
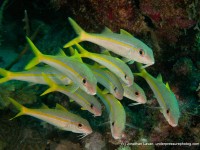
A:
0 0 199 150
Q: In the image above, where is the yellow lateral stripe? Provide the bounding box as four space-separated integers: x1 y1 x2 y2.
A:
13 73 63 77
88 54 125 76
97 88 112 113
29 109 78 126
94 71 112 86
91 35 139 52
45 56 81 79
145 74 168 109
59 87 91 107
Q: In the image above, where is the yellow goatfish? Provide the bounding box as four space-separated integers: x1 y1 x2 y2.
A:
8 97 92 135
25 37 97 95
88 64 124 100
41 73 102 117
63 17 155 68
0 66 71 85
96 87 126 140
135 63 180 127
74 44 133 86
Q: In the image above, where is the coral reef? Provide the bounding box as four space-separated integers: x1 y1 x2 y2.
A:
140 0 197 43
83 132 106 150
49 140 82 150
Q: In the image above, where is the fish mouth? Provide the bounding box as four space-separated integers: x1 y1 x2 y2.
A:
87 129 93 135
169 122 178 127
168 120 178 127
138 98 147 104
86 85 96 95
114 92 123 100
93 109 102 117
113 133 123 140
85 127 93 135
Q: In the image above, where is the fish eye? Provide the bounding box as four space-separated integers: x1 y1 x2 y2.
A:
135 91 139 96
78 123 83 128
124 74 127 79
139 49 145 56
112 121 115 126
82 78 87 84
90 103 94 109
114 87 117 92
166 109 170 114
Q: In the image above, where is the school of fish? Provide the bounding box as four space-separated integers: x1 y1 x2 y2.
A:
0 18 180 140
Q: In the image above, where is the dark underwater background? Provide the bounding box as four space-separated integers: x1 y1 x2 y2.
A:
0 0 199 150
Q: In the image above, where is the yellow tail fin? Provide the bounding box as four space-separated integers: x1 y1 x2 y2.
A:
63 17 88 48
8 97 28 120
75 43 89 56
40 73 57 96
25 37 43 70
0 68 11 84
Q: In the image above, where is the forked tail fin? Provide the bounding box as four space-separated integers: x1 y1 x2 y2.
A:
0 68 11 84
40 73 58 96
25 37 44 70
63 17 89 48
8 97 28 120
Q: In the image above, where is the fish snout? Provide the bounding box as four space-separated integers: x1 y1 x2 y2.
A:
88 84 97 95
115 92 123 100
168 119 178 127
170 123 178 127
143 54 155 67
93 107 102 117
86 84 96 95
85 126 93 135
138 97 147 104
112 128 124 140
113 133 123 140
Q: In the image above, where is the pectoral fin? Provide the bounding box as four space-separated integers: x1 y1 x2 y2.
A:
67 83 79 93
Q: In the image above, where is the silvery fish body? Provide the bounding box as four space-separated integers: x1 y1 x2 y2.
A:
25 37 97 95
90 66 124 100
96 88 126 139
64 17 154 67
75 44 133 86
136 63 180 127
0 66 71 85
41 73 102 117
8 98 92 135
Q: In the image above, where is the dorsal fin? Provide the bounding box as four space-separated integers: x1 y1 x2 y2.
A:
56 49 67 56
40 103 49 109
75 43 89 54
165 82 171 91
81 107 87 110
70 48 83 62
69 99 74 102
101 49 111 56
55 103 68 112
120 29 133 37
102 27 113 34
93 62 99 68
69 47 75 56
157 73 163 82
102 88 109 94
